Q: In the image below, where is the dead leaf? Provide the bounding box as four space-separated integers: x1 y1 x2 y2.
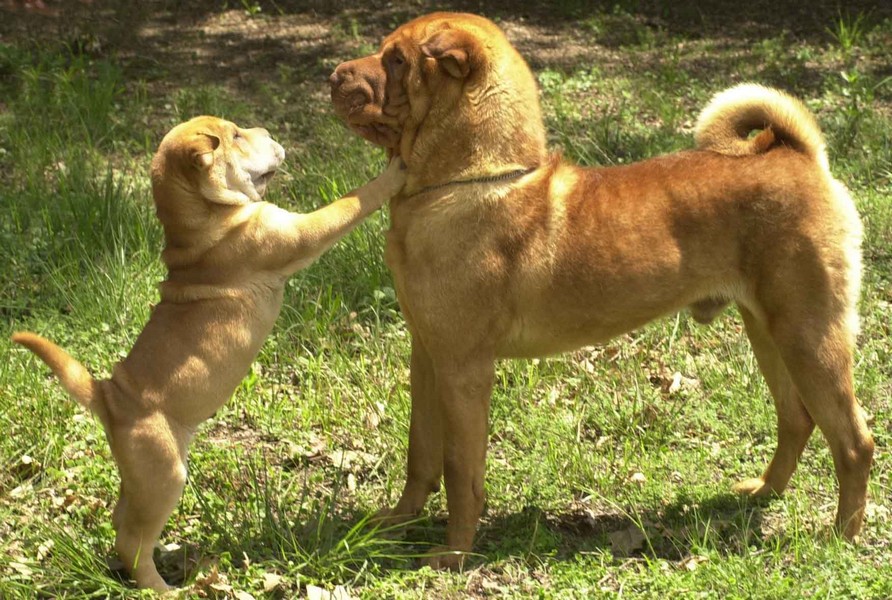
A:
306 584 356 600
36 540 54 561
13 454 40 479
262 572 284 592
193 566 233 597
680 555 709 571
210 582 233 594
306 584 327 600
364 410 380 430
285 435 327 467
865 502 890 521
328 449 373 472
650 369 700 396
9 561 33 577
667 372 683 394
628 472 646 485
10 484 32 499
332 585 355 600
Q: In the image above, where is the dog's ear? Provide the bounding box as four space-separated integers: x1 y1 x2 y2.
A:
420 27 481 79
190 133 221 170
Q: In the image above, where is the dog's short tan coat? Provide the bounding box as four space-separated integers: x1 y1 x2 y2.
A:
331 12 874 568
13 116 404 590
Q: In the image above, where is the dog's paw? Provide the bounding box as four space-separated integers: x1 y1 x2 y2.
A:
372 506 416 526
144 576 174 593
731 477 775 497
421 546 467 571
368 507 415 539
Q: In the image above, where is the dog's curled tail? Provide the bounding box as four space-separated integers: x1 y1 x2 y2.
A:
12 331 107 425
695 83 828 170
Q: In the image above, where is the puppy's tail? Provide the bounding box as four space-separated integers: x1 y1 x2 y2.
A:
12 331 108 426
694 83 828 170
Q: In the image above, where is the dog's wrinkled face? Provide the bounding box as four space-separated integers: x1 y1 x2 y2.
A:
154 116 286 208
330 13 482 151
329 12 546 181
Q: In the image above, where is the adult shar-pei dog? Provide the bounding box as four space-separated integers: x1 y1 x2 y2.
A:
330 12 873 568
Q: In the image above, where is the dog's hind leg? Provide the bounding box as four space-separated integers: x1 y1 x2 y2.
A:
768 315 873 540
733 306 815 497
111 418 188 591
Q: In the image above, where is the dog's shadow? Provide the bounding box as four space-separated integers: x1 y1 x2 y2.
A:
474 492 773 564
375 491 775 566
110 491 772 588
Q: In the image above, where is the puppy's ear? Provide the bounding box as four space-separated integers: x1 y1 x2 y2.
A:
191 133 221 170
420 27 480 79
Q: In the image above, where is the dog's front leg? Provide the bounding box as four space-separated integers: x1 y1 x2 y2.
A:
421 354 495 570
378 338 443 527
257 159 405 275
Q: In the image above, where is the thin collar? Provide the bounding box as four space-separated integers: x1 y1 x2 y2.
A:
404 167 537 198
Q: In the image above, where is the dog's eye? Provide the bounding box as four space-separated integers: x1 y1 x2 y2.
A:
388 52 406 69
233 131 242 140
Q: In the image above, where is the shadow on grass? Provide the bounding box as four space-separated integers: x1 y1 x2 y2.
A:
2 0 890 103
138 488 776 590
475 492 773 564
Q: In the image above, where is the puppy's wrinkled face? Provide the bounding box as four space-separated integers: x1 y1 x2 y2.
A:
155 116 286 207
329 12 492 155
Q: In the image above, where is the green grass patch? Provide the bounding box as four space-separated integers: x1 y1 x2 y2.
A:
1 5 891 598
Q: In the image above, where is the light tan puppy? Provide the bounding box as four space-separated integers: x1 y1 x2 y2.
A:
330 12 874 568
12 116 404 591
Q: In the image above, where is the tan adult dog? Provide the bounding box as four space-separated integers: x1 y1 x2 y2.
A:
330 12 874 568
12 116 404 591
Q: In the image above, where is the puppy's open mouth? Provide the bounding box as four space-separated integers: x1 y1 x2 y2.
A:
254 169 278 196
256 170 277 185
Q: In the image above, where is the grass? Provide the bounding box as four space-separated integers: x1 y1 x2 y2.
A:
1 3 891 598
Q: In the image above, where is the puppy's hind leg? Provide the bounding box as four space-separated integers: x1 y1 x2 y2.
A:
733 306 815 497
111 418 188 591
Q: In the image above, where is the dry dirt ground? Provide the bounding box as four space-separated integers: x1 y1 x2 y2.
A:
2 0 890 108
